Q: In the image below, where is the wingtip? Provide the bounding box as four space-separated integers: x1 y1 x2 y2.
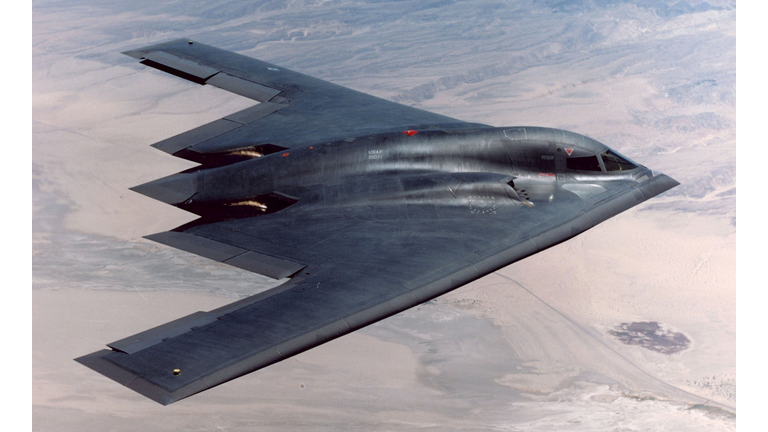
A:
121 49 144 60
74 349 183 406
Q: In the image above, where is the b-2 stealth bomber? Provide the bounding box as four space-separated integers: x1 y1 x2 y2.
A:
76 39 678 405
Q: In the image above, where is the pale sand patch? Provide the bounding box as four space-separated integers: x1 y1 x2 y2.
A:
439 207 735 406
507 382 734 432
34 288 431 430
495 364 581 395
33 70 257 239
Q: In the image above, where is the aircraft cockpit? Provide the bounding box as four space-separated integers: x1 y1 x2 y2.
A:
565 149 637 173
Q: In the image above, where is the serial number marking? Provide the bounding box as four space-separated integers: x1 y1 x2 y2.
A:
368 149 383 160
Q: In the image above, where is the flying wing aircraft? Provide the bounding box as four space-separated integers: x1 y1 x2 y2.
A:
76 39 678 405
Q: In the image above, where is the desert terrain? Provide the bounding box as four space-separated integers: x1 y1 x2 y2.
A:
32 0 736 430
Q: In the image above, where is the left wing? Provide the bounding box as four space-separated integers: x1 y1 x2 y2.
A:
121 39 489 165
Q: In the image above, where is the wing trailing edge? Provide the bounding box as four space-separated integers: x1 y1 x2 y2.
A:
145 230 306 280
124 42 286 104
149 103 287 157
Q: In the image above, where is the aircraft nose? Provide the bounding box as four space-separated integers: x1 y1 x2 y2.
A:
636 170 679 198
130 172 201 205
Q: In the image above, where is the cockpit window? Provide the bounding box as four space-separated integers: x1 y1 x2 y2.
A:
601 150 636 171
566 155 602 171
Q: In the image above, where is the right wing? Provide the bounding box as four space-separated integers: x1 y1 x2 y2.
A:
75 171 678 405
123 39 489 165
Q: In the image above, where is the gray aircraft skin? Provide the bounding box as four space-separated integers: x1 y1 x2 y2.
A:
76 39 679 405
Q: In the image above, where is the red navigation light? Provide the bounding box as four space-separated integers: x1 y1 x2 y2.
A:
403 130 418 136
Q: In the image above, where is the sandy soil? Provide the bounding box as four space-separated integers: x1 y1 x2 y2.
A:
32 0 736 430
442 207 735 406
